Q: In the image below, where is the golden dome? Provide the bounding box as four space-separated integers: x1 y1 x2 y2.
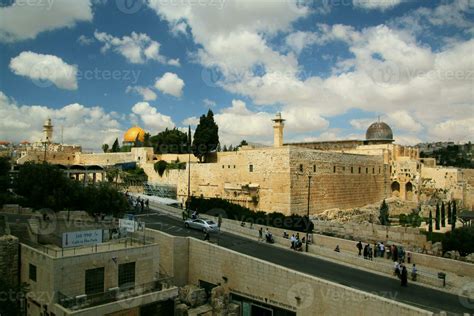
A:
124 126 146 143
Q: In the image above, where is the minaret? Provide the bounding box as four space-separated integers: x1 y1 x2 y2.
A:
272 112 285 147
43 118 53 143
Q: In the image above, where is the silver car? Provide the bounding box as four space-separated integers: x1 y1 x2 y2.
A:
184 218 218 232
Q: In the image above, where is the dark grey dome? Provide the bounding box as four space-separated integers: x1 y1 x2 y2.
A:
366 121 393 141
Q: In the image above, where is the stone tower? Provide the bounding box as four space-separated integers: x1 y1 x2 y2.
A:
43 118 53 143
272 113 285 147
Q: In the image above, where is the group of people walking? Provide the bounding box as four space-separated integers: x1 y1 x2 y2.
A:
125 192 149 213
355 240 417 287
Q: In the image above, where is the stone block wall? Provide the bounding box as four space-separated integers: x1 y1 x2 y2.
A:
289 148 388 215
0 235 19 286
187 238 432 316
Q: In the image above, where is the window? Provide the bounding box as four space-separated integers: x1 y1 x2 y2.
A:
379 167 381 174
342 166 345 172
222 165 224 169
29 264 37 282
85 267 104 295
358 167 361 174
333 166 336 173
372 167 375 174
119 262 136 289
249 165 253 172
299 164 303 172
313 165 316 172
366 167 368 173
351 166 353 174
228 165 230 168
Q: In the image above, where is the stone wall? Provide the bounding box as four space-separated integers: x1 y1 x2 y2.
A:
312 220 429 250
76 152 134 165
148 147 391 215
187 238 432 316
289 147 388 214
0 235 19 286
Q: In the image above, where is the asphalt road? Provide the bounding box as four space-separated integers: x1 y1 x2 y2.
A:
137 211 473 315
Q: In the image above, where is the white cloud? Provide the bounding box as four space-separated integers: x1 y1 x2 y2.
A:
353 0 402 11
148 1 473 143
285 31 318 55
94 31 180 65
0 0 92 42
77 34 94 45
0 91 122 150
9 51 78 90
131 102 175 133
213 100 274 145
203 98 216 107
429 118 474 143
126 86 157 101
154 72 185 97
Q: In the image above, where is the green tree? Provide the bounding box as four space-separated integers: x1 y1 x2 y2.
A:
435 203 440 230
101 143 109 153
442 226 474 256
143 132 152 147
441 201 446 227
428 210 433 236
111 138 120 152
150 128 188 154
154 160 168 177
0 156 11 192
452 200 457 230
222 145 227 152
447 201 452 225
192 110 219 162
379 199 390 226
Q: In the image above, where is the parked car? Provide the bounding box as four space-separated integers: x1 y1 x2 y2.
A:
184 218 218 232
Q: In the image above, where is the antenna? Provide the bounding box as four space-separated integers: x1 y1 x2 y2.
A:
61 125 64 145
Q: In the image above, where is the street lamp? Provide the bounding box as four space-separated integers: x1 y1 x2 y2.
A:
306 175 312 252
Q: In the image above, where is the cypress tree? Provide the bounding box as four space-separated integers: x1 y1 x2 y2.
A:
428 210 433 234
379 199 390 226
111 138 120 152
452 200 457 230
435 203 440 230
447 201 452 225
441 201 446 227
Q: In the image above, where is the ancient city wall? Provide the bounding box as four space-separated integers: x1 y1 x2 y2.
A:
149 147 293 213
0 235 19 286
289 147 388 215
76 152 134 165
187 238 432 316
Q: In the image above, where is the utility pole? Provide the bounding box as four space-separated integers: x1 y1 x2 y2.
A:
187 125 191 214
306 175 312 252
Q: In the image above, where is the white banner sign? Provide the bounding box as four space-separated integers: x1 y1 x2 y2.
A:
62 229 103 248
119 219 136 232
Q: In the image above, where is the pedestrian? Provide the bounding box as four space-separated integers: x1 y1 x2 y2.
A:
357 241 363 256
258 227 263 241
374 243 378 258
394 261 400 278
363 244 368 259
380 242 385 258
407 252 411 264
411 264 417 281
145 199 149 211
334 245 340 252
368 245 373 261
203 231 210 241
290 234 296 249
401 265 408 287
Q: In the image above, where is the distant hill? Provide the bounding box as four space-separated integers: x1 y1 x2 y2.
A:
418 142 473 168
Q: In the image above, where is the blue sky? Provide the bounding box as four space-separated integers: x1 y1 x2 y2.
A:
0 0 473 150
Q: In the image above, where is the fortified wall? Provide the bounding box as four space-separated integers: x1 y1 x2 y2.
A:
149 146 390 215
